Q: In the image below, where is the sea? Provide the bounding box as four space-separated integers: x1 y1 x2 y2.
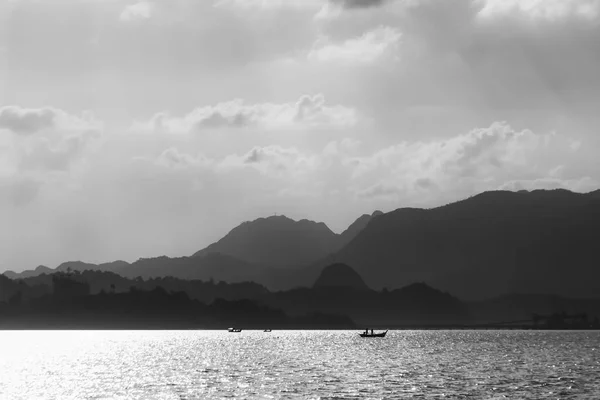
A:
1 330 599 399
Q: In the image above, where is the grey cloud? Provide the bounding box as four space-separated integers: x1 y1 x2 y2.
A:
141 94 356 133
0 106 56 135
196 110 255 129
330 0 388 9
294 94 325 122
244 148 263 164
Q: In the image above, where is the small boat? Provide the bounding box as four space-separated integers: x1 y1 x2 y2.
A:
359 329 388 338
228 327 242 332
264 329 272 332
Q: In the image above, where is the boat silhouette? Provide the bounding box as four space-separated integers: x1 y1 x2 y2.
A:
264 329 272 332
228 327 242 332
359 329 388 338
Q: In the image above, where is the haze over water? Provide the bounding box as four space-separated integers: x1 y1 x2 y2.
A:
1 330 599 399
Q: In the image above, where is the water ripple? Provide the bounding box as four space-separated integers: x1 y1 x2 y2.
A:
1 330 599 399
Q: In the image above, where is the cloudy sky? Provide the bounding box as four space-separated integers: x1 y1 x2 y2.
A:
2 0 600 271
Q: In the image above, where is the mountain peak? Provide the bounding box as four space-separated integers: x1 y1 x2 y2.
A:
192 215 339 266
313 263 369 291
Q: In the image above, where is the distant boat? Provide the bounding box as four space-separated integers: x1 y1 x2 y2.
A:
359 329 387 338
228 327 242 332
264 329 272 332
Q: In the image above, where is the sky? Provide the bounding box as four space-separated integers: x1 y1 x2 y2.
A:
1 0 600 271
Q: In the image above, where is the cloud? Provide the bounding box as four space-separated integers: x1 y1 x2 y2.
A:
308 25 401 64
0 106 101 136
0 105 103 212
343 122 593 203
329 0 389 10
119 1 153 22
179 120 597 205
0 106 56 135
476 0 600 21
214 0 323 10
135 94 357 133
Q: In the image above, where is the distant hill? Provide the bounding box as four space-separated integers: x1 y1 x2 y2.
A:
56 260 129 274
118 253 265 282
264 273 469 326
4 261 129 280
17 269 270 304
192 212 382 267
2 211 379 288
313 263 369 291
3 265 54 280
332 189 600 300
7 189 600 301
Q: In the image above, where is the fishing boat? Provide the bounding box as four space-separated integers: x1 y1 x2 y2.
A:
359 329 388 338
228 327 242 332
264 329 272 332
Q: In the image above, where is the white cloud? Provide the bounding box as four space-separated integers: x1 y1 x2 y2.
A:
476 0 600 21
134 94 357 133
0 105 103 211
119 1 153 22
150 120 597 207
308 26 401 64
0 106 101 136
214 0 323 10
0 106 55 135
342 122 593 203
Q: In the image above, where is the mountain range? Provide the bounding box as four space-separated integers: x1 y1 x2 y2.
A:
3 189 600 300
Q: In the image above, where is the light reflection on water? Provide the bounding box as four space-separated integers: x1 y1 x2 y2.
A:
1 330 599 399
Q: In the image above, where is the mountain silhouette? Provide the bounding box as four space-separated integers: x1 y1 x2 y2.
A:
3 212 377 287
192 213 381 267
313 263 369 291
4 260 129 280
331 189 600 299
5 189 600 301
192 215 340 266
56 260 129 274
3 265 54 279
338 210 383 248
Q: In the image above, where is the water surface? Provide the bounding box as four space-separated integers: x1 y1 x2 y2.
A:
1 330 599 399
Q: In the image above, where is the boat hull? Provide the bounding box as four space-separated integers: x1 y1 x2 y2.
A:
359 331 387 338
